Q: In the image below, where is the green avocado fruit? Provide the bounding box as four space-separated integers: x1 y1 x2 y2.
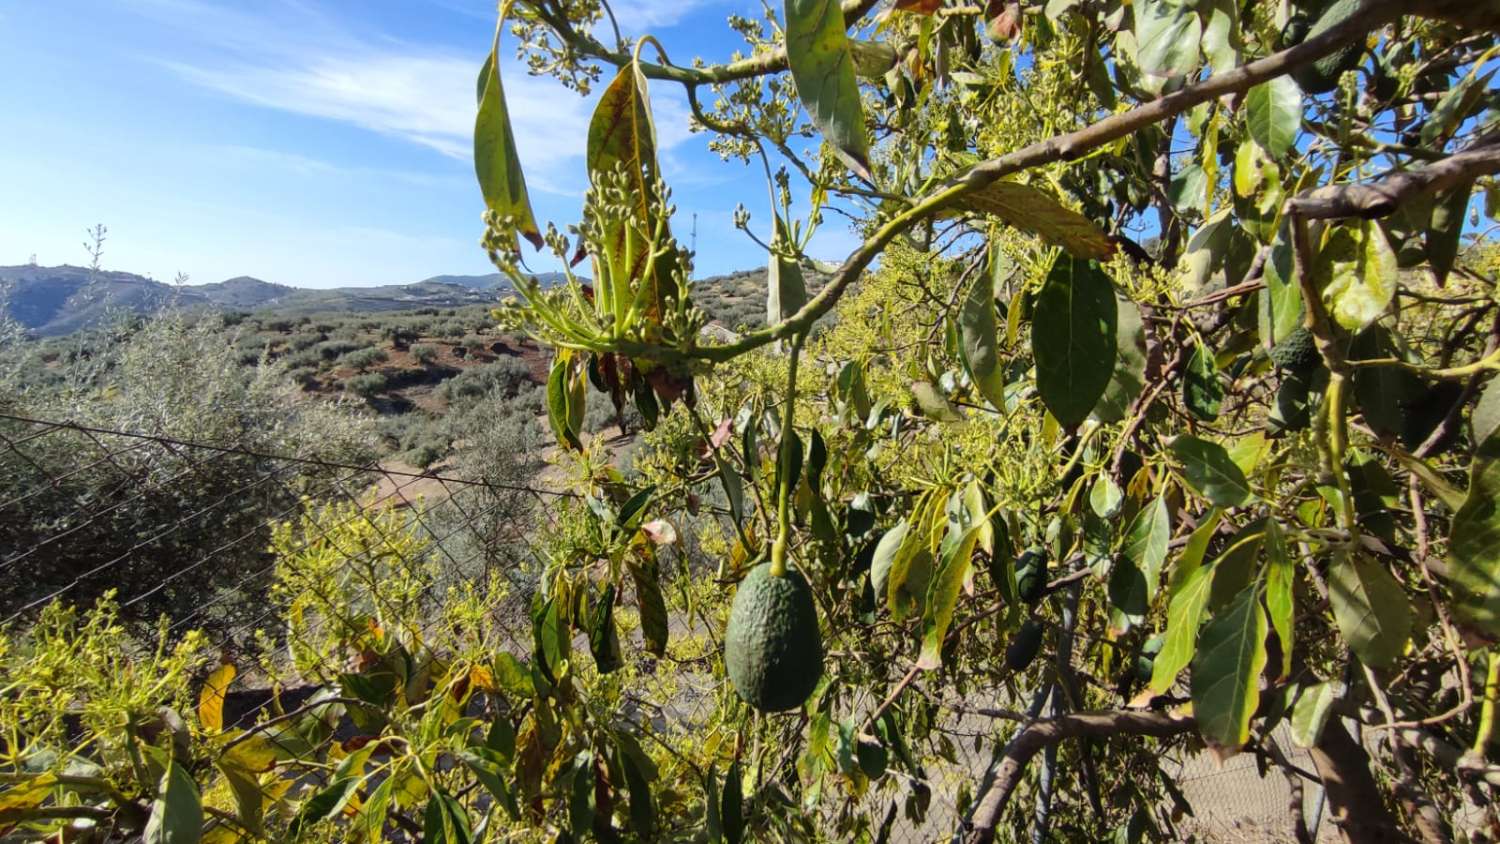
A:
1282 0 1366 95
724 563 824 712
1270 327 1320 374
1016 548 1049 605
1006 619 1045 671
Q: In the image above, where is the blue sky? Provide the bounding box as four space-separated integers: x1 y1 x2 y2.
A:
0 0 854 288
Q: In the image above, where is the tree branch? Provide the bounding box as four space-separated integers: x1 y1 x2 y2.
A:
1284 135 1500 220
963 709 1196 844
669 0 1410 364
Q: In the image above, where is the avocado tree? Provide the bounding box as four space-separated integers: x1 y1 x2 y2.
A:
478 0 1500 841
7 0 1500 842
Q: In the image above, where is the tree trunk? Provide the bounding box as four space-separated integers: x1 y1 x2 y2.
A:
1308 719 1414 843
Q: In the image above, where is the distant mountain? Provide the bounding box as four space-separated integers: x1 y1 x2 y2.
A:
0 265 570 336
190 276 294 308
418 272 568 291
0 263 769 337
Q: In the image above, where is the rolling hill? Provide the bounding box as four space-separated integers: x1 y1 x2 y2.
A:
0 265 535 336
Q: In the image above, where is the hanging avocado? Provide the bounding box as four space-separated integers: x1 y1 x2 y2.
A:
1270 327 1320 375
1016 548 1049 605
1005 619 1045 671
724 563 824 712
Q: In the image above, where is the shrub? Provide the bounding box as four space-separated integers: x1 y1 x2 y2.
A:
345 371 388 396
336 346 388 371
410 343 439 364
0 313 377 631
314 338 361 361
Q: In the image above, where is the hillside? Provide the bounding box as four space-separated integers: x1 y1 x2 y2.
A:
0 265 537 335
1 263 794 337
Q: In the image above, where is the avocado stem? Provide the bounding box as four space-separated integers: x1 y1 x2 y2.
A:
770 332 805 578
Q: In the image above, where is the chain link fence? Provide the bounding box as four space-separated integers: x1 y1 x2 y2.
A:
0 411 1334 842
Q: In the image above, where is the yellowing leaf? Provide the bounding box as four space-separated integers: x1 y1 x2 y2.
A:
1317 220 1397 331
199 662 236 734
0 772 57 814
474 29 542 251
948 182 1116 261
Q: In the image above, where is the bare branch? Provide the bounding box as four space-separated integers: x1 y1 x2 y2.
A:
963 709 1196 844
1285 136 1500 220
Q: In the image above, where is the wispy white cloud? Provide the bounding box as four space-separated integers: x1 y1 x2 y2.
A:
128 0 698 195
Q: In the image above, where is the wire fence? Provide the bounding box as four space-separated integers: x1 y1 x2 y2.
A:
0 411 1333 842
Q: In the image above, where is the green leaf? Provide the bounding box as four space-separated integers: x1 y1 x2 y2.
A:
533 596 570 680
1207 520 1265 612
1244 75 1302 160
492 652 534 698
1093 296 1147 423
917 487 983 669
144 760 204 844
1170 436 1250 507
359 772 395 843
959 251 1006 409
869 519 911 601
716 454 745 527
1451 458 1500 638
1421 67 1495 148
588 61 678 319
423 790 472 844
1133 0 1202 84
1254 224 1302 350
588 583 624 674
216 761 264 836
704 765 723 843
1108 556 1150 635
1181 209 1232 290
1183 341 1223 421
949 182 1116 260
619 737 657 836
784 0 872 179
546 355 584 451
1190 583 1268 751
629 554 671 657
1263 520 1295 678
474 39 542 250
1199 0 1241 74
1427 182 1473 286
291 745 373 837
1032 256 1118 428
459 748 520 820
1475 378 1500 451
1122 496 1171 602
1327 550 1411 669
721 760 745 844
1290 681 1341 748
768 216 809 325
1317 220 1397 332
568 753 595 838
1150 509 1223 693
1349 325 1422 440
